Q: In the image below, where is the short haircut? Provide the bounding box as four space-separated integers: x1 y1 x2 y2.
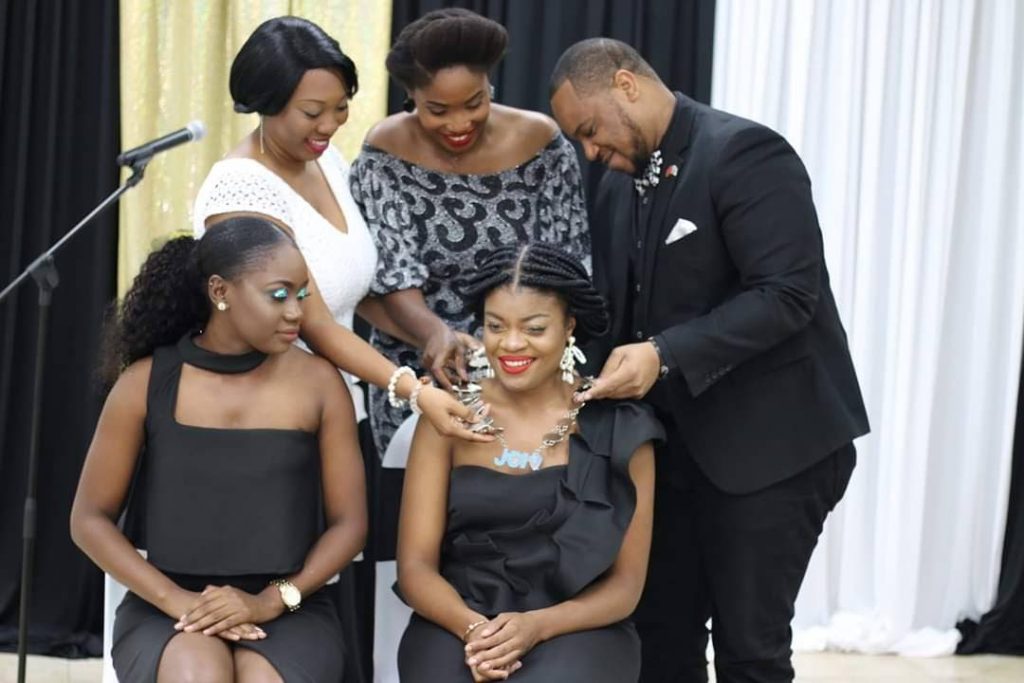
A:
230 16 358 116
386 8 508 91
549 38 659 97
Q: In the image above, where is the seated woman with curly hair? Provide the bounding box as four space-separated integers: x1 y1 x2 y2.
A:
71 217 366 682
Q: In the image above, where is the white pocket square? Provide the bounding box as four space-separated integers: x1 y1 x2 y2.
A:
665 218 698 245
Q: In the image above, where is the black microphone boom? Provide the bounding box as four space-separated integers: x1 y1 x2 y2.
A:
116 120 206 167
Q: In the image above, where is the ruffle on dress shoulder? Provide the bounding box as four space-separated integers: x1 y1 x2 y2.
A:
440 401 665 615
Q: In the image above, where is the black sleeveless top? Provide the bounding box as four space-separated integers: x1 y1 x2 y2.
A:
134 335 320 576
439 401 665 615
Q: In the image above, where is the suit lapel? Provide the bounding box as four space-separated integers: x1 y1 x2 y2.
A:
650 95 697 244
639 95 697 320
608 181 636 345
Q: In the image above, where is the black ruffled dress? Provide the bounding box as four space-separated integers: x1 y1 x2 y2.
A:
111 336 345 682
397 401 664 682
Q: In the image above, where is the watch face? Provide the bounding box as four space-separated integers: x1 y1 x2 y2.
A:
280 583 301 607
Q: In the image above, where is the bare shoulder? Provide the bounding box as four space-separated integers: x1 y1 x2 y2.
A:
411 405 454 457
364 113 420 156
283 347 345 389
118 357 153 391
493 104 560 151
106 357 153 412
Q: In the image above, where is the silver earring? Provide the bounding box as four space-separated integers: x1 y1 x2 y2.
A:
560 335 587 384
468 346 495 380
259 116 265 155
216 301 228 312
489 84 496 100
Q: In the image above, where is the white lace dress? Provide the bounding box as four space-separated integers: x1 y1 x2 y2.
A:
192 146 377 420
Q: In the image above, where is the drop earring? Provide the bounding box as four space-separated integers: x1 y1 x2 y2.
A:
259 116 265 155
489 84 496 100
560 335 587 384
468 346 495 380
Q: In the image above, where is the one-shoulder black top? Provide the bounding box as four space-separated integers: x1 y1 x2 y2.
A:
440 400 665 615
134 335 320 576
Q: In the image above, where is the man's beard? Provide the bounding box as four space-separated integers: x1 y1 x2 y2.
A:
616 104 651 174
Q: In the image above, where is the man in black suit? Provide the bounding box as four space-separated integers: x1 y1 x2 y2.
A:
549 39 869 683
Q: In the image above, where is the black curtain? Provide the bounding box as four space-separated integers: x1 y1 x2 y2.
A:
0 0 120 657
958 334 1024 654
387 0 716 205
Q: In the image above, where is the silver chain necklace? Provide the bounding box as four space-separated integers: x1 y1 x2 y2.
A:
453 379 592 471
492 400 585 471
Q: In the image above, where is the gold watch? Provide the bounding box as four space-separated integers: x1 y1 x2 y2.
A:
271 579 302 612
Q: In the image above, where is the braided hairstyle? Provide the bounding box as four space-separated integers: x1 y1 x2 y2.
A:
460 242 609 343
99 216 296 384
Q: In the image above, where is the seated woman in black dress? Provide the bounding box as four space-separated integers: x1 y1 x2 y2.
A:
71 217 366 682
396 243 663 682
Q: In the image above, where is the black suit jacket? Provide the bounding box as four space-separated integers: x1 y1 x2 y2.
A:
588 94 869 494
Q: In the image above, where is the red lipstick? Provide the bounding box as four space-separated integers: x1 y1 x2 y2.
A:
498 356 534 375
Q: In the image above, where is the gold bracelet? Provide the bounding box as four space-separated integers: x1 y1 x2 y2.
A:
462 619 488 642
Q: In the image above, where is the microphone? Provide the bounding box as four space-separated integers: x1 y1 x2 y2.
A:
117 120 206 167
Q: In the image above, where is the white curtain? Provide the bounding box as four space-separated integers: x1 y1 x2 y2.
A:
712 0 1024 656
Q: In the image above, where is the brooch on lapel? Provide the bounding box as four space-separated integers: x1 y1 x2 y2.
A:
664 164 679 178
634 150 663 197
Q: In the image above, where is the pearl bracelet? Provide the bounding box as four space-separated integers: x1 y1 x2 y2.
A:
387 366 416 408
409 377 432 416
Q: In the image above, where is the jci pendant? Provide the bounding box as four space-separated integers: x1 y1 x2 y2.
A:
494 448 543 471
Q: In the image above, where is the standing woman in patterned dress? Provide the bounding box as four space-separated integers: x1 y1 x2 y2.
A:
349 8 591 458
193 16 490 462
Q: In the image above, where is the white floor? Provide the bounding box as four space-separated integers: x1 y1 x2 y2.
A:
2 652 1023 682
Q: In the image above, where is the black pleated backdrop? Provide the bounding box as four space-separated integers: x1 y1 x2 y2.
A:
0 0 120 657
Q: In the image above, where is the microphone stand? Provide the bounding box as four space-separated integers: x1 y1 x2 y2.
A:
0 159 150 683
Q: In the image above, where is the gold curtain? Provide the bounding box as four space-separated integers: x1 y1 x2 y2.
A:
118 0 392 294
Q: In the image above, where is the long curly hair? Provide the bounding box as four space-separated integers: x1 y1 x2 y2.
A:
99 217 295 385
459 242 609 343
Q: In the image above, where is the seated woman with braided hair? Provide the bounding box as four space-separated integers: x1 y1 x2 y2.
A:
395 242 664 682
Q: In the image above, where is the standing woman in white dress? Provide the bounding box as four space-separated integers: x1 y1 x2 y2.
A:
194 17 485 442
192 17 491 680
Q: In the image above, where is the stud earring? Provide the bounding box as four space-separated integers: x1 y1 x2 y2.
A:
560 335 587 384
259 116 265 155
216 301 228 312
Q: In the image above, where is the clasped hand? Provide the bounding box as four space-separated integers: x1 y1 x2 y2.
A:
464 612 542 681
172 585 283 642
